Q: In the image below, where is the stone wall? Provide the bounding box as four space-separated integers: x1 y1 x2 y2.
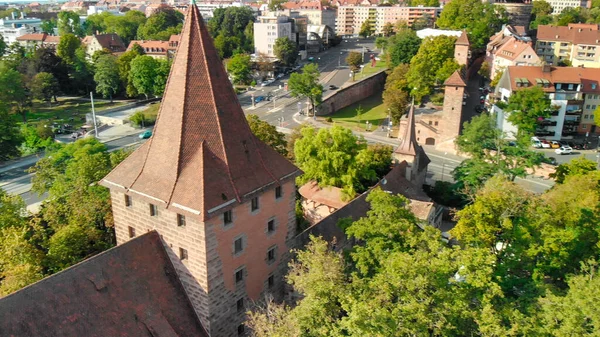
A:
316 70 387 116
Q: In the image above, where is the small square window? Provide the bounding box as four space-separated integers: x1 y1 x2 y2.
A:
179 247 188 260
234 237 243 254
235 268 244 283
237 324 245 336
128 226 136 238
267 247 276 262
177 214 186 227
267 219 275 233
149 204 158 216
224 210 232 225
583 124 587 129
275 186 282 199
124 195 132 207
434 121 439 126
268 275 275 288
236 298 245 312
251 197 259 211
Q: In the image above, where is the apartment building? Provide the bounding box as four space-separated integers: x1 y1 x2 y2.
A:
254 15 297 57
486 26 539 79
493 65 600 140
541 0 590 15
536 23 600 68
282 1 337 29
335 5 441 36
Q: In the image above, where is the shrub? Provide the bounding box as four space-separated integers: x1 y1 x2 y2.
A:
430 92 445 105
129 111 157 128
326 117 333 123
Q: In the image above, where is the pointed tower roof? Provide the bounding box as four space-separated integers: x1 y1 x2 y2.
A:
444 70 467 87
455 30 470 46
395 101 418 156
101 4 300 220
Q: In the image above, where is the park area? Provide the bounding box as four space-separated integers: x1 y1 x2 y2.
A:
353 59 387 81
22 98 129 127
320 94 387 131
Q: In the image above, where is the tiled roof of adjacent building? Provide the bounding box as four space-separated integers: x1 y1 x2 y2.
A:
506 65 600 93
128 40 170 53
0 231 209 337
537 24 600 45
101 4 300 220
298 181 349 209
494 37 534 61
444 70 467 87
16 33 47 41
455 30 469 46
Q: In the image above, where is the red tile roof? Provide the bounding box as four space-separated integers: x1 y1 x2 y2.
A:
298 181 348 209
444 70 466 87
128 40 170 53
396 102 418 156
0 231 209 337
16 33 47 41
101 4 300 220
455 30 469 46
537 24 600 45
506 65 600 93
494 37 534 61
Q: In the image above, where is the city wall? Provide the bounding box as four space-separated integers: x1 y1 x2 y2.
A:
317 70 387 116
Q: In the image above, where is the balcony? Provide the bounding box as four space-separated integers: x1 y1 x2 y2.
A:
535 129 555 137
563 119 580 125
538 119 558 126
566 109 583 115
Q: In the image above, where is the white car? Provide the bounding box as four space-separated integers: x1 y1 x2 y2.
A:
555 146 573 155
541 141 551 149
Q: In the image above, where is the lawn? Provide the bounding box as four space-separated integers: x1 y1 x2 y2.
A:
352 59 388 81
322 94 387 131
24 98 129 127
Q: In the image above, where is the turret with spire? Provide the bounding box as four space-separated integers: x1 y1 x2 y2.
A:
394 100 430 188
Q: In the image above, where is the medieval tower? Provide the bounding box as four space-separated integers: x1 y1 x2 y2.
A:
394 102 430 188
454 30 470 67
100 4 301 337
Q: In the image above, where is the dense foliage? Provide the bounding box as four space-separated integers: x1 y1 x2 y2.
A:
207 7 255 58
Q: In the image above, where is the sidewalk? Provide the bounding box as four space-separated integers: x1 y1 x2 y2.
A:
96 124 145 142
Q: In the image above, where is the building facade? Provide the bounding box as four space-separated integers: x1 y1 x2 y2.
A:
487 37 540 79
493 65 600 140
536 23 600 67
335 5 441 36
82 33 127 58
254 15 296 57
101 5 302 337
541 0 590 15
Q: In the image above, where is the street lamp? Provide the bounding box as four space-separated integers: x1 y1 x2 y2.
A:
441 152 448 182
338 51 343 68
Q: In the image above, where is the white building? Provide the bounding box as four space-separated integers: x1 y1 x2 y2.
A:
254 15 296 58
0 25 35 44
538 0 590 15
493 65 600 140
195 1 245 20
416 28 462 39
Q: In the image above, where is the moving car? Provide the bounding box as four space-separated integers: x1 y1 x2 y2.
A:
139 130 152 139
254 96 265 103
555 146 573 155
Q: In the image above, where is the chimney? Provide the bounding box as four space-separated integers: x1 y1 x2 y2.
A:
542 64 551 73
555 35 559 38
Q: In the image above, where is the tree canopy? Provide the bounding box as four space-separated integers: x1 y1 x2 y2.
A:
207 7 255 58
247 114 288 157
436 0 508 49
57 11 84 37
273 37 298 67
506 86 551 140
94 54 121 102
293 125 391 199
383 64 410 123
359 20 373 38
288 63 323 115
137 7 183 41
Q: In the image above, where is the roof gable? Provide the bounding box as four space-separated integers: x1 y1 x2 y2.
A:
101 4 300 219
455 30 469 46
0 231 209 337
444 70 466 87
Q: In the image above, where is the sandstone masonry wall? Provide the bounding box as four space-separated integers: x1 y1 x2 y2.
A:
317 70 387 116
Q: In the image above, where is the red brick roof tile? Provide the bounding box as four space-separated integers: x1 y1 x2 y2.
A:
537 24 600 45
0 231 209 337
101 4 300 220
455 30 469 46
444 70 466 87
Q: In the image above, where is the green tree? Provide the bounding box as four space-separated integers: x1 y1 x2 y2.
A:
0 106 22 161
359 20 373 38
94 54 121 102
478 61 491 79
30 72 60 106
117 44 144 97
0 189 27 229
506 86 551 139
0 61 29 122
0 33 6 56
408 0 439 6
382 22 394 37
436 0 508 49
375 37 388 53
594 104 600 127
105 11 147 43
346 51 363 81
288 63 323 116
40 18 57 34
247 114 288 156
406 35 458 101
549 157 598 183
137 7 183 40
386 29 421 67
268 0 286 11
153 58 171 97
57 11 84 37
411 13 433 30
273 37 298 67
207 7 255 56
227 53 252 84
383 64 410 123
56 33 81 65
0 226 44 296
83 11 110 35
294 126 386 198
555 7 585 26
46 224 106 273
129 55 157 100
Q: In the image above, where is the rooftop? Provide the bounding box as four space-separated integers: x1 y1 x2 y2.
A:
506 66 600 93
537 24 600 45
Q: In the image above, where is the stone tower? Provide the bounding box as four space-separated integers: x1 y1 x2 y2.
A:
100 4 301 337
454 30 470 67
436 70 467 152
394 101 430 188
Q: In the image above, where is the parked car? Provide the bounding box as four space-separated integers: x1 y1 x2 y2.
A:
531 136 542 148
541 140 551 148
139 130 152 139
254 96 265 103
555 146 573 155
550 141 561 149
558 140 569 147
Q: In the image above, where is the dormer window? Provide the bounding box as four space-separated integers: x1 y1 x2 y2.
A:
593 83 597 90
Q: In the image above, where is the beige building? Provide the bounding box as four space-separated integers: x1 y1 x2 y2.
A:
486 25 538 79
254 15 296 57
536 23 600 68
282 1 337 29
335 5 441 36
82 33 127 58
16 33 61 51
538 0 590 14
127 35 179 59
